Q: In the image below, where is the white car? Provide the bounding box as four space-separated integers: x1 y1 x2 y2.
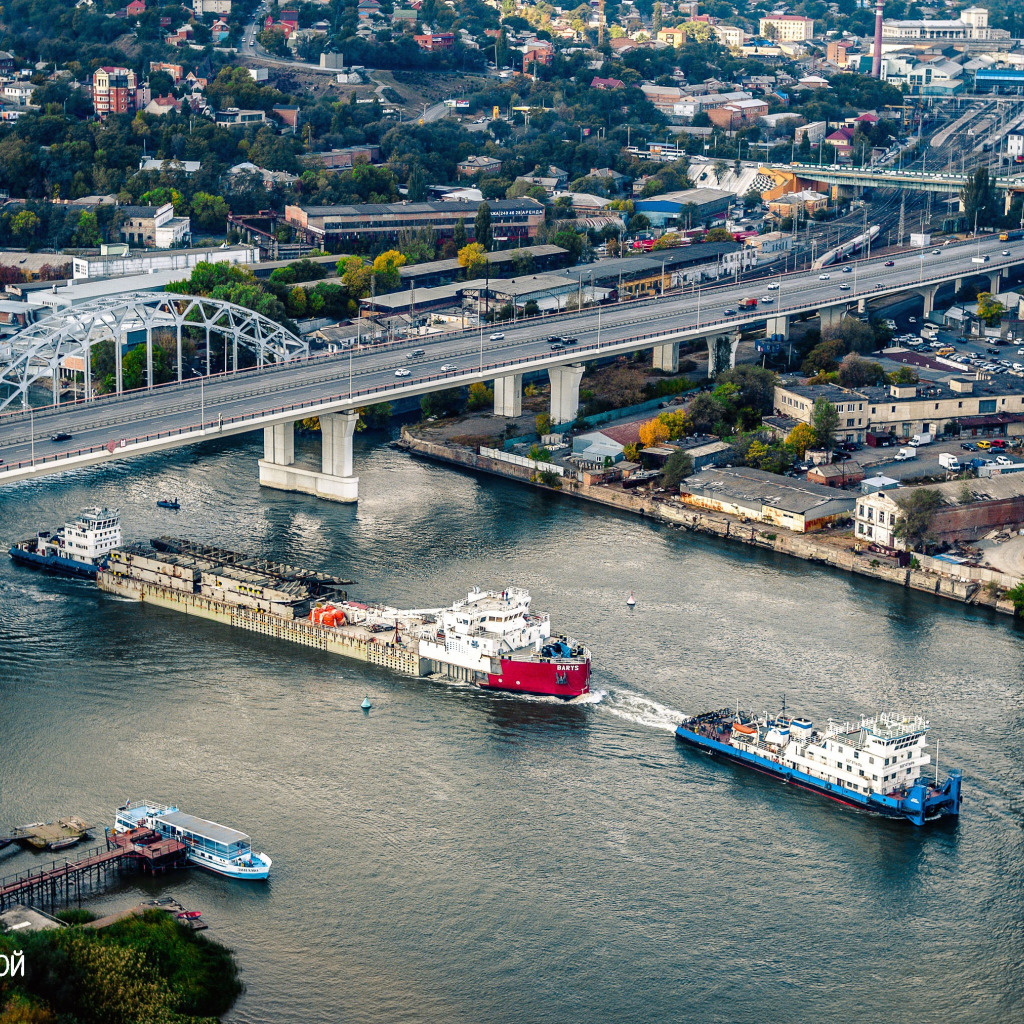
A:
440 363 458 372
1002 250 1010 256
996 455 1014 466
908 317 917 324
818 273 830 280
760 295 774 303
395 368 411 377
490 332 505 340
767 282 780 289
932 248 941 254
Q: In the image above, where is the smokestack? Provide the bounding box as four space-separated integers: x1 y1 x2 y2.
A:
872 0 884 78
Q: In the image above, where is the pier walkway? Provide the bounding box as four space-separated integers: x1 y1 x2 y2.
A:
0 828 186 912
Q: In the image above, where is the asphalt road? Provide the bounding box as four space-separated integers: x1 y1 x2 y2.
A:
2 235 1023 477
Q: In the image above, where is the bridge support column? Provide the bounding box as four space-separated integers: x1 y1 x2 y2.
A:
857 298 867 313
766 316 790 339
176 324 183 383
920 285 939 319
115 335 123 395
819 304 846 330
652 341 679 372
548 363 585 427
707 333 741 378
146 327 154 390
954 278 962 294
989 271 1001 295
493 373 522 418
259 413 359 502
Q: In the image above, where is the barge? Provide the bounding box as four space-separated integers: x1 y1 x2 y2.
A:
97 539 590 699
675 706 962 826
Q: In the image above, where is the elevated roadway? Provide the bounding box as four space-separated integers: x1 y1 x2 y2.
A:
766 162 1024 199
1 236 1022 498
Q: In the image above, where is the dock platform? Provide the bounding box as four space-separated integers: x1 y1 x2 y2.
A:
9 817 91 851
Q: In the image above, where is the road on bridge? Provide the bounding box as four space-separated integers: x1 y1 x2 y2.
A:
0 235 1021 482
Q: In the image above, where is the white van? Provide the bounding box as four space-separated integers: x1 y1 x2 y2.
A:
894 447 917 461
910 432 933 447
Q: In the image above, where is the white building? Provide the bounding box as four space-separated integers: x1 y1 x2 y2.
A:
193 0 231 14
713 25 745 48
855 490 903 548
72 244 258 281
882 7 1009 41
758 15 815 41
1008 130 1024 160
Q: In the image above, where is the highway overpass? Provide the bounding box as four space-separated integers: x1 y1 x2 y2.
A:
1 235 1022 501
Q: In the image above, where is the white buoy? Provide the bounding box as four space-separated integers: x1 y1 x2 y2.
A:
361 696 372 710
626 591 636 608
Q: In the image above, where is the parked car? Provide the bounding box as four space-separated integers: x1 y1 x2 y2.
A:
996 455 1014 466
51 432 73 442
990 439 1007 449
961 442 978 451
977 440 992 449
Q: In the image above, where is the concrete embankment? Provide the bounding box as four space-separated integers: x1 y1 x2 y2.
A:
398 428 1017 618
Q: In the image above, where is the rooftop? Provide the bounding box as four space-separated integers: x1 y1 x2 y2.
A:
682 466 855 515
157 809 249 847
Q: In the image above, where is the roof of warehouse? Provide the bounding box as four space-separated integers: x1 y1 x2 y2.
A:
681 466 855 515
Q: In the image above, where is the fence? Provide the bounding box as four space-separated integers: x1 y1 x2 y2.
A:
915 553 1021 590
480 446 565 476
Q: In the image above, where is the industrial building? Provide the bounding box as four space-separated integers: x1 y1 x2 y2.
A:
633 188 733 230
679 466 856 532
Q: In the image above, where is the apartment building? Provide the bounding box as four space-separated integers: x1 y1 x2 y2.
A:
758 15 815 41
92 66 138 117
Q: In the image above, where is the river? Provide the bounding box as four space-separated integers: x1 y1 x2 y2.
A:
1 431 1022 1023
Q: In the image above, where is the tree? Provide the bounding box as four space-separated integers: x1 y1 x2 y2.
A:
371 250 407 292
888 366 919 386
687 391 723 434
893 489 943 551
458 242 488 277
474 203 493 250
626 213 650 235
72 210 99 247
535 412 552 436
467 381 493 410
976 291 1006 326
704 227 734 242
661 449 694 489
191 193 230 233
810 397 839 449
1006 580 1024 615
712 158 728 184
960 167 998 230
623 442 641 462
838 353 886 388
716 365 776 416
786 422 817 457
420 388 464 419
638 417 671 447
822 317 876 355
10 210 39 246
453 218 468 249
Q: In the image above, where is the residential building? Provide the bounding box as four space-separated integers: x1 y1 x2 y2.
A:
138 156 200 174
1008 130 1024 161
708 98 769 130
657 28 688 47
758 15 815 41
633 187 733 229
142 95 181 116
679 466 855 532
745 231 793 255
774 378 1024 444
414 32 455 50
457 155 503 177
794 120 828 146
768 189 829 219
855 490 902 547
215 108 267 127
284 198 545 248
0 51 15 74
2 83 35 106
92 66 138 117
591 76 625 90
149 62 183 82
303 145 381 171
713 25 745 48
193 0 230 12
117 202 190 248
271 104 301 127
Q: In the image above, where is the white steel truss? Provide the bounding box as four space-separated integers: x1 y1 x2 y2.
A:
0 291 308 410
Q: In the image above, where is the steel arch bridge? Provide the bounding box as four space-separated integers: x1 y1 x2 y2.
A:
0 291 308 411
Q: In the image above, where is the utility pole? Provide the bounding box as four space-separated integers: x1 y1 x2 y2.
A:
898 194 905 248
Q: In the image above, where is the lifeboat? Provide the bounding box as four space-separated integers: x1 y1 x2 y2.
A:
733 723 757 736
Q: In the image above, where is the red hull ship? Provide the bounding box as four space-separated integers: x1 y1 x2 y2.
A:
484 651 591 699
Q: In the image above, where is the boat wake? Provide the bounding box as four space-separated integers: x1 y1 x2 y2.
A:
600 689 684 733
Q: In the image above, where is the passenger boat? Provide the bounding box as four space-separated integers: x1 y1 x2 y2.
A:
9 507 121 579
675 704 962 826
114 802 271 879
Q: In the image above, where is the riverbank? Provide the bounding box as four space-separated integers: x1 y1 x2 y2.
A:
398 428 1020 618
0 908 242 1021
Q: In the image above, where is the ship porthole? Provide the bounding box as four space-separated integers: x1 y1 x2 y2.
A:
516 681 520 686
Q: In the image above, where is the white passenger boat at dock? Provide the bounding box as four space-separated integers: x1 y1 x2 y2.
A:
114 801 272 879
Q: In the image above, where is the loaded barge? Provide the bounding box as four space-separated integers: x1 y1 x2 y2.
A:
675 706 962 826
98 538 590 699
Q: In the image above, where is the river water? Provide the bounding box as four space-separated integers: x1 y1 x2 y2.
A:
1 432 1022 1023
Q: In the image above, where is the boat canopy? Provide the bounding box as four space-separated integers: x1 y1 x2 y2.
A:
157 810 251 857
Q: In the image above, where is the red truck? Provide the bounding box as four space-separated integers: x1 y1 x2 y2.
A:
738 298 758 309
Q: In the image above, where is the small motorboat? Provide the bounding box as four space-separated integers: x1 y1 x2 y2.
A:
176 910 202 920
361 696 372 710
47 836 82 851
156 498 180 510
626 592 636 608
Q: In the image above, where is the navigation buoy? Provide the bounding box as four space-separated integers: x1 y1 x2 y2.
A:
626 591 636 609
361 696 372 710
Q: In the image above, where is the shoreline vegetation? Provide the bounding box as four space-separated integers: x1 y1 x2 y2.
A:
0 909 242 1024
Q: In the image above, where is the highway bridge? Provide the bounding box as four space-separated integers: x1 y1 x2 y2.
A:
1 235 1022 501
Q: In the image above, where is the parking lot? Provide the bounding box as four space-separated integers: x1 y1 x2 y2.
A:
888 324 1024 378
840 437 1023 480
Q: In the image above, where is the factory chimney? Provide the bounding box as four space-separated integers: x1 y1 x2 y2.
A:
872 0 884 78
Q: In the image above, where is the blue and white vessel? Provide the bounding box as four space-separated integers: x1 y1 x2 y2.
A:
675 705 962 826
9 507 121 579
114 801 272 880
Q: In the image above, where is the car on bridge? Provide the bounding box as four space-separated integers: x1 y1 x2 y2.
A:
839 284 851 290
441 364 458 372
723 309 736 316
490 332 505 340
818 273 830 280
842 266 852 273
395 368 411 377
760 295 774 303
884 260 895 267
51 432 73 443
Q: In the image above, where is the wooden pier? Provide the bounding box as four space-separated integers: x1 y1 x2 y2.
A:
0 828 187 912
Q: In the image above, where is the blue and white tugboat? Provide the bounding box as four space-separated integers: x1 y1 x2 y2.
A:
114 801 272 880
675 703 962 826
9 507 121 579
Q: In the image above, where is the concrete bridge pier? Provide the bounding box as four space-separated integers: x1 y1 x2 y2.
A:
259 411 359 502
652 341 679 372
857 298 867 313
706 332 741 378
920 284 939 318
766 315 790 339
548 363 585 427
819 304 847 330
988 270 1001 295
493 373 522 418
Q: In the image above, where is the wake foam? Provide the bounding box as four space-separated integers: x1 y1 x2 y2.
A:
601 689 685 733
